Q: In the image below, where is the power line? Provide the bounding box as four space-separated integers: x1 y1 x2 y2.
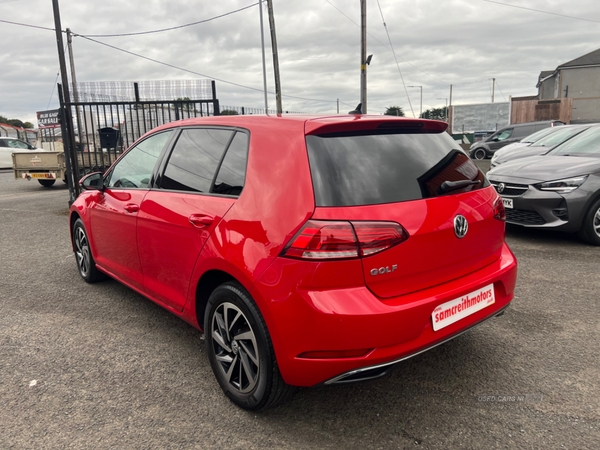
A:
0 3 259 37
82 3 259 37
375 0 415 117
75 34 338 105
482 0 600 24
47 71 60 109
0 18 54 31
494 80 508 102
324 0 448 85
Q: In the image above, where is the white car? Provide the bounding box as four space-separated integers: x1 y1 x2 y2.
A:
0 137 40 168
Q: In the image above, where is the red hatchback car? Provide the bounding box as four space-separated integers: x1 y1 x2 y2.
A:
70 114 517 410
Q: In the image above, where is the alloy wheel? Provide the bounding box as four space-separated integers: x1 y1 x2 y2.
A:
74 227 90 278
594 207 600 238
211 302 260 394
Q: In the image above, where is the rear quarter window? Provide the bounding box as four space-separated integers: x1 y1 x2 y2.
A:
306 131 487 207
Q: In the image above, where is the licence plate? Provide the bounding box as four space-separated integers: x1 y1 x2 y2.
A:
502 197 513 209
25 173 56 179
432 284 495 331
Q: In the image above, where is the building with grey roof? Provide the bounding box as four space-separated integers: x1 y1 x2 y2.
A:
537 48 600 123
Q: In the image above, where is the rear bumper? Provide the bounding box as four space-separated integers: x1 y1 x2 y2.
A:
323 304 509 385
255 243 518 387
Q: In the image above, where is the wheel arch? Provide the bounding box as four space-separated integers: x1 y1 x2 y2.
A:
69 211 82 252
194 269 237 331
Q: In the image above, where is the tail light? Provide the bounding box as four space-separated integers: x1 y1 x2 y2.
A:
493 197 506 222
282 220 408 260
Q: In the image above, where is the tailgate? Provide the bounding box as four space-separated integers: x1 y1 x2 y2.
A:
12 151 63 169
312 187 505 299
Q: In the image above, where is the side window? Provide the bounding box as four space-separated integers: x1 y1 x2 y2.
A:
496 129 513 141
107 130 172 189
160 128 233 193
8 139 30 149
213 132 249 196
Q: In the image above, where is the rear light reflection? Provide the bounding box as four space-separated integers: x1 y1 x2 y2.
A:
493 197 506 222
283 220 408 260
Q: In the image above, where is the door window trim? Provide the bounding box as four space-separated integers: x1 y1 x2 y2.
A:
154 125 250 198
103 129 177 190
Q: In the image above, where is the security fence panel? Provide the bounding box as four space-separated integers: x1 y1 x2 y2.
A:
68 99 218 176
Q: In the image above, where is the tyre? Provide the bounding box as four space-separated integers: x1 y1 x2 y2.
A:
473 148 487 160
38 179 56 187
205 281 294 410
72 218 106 282
578 199 600 246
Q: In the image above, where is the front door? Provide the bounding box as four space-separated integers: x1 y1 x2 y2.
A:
89 130 173 290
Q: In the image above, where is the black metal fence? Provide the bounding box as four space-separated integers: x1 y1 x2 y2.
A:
68 99 219 176
220 105 303 115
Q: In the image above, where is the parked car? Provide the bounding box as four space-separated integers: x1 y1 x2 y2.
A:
487 125 600 245
70 115 517 410
492 126 561 156
0 137 39 168
469 120 564 160
490 125 592 169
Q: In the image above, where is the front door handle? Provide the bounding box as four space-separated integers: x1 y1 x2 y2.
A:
124 203 139 213
189 214 214 227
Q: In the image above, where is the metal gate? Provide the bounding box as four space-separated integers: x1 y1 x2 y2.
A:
58 81 220 201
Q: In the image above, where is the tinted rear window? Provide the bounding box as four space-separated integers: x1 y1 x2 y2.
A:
306 132 487 207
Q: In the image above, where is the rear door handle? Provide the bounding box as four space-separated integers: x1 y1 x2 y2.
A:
124 203 139 213
189 214 214 227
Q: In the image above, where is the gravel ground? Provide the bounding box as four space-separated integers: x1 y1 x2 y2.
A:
0 169 598 449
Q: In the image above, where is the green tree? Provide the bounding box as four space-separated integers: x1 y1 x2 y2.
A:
0 116 33 128
421 107 448 121
219 109 239 116
384 106 405 116
7 119 25 128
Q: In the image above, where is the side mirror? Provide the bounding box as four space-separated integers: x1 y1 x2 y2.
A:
79 172 104 191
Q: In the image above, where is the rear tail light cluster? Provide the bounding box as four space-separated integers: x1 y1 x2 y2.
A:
493 197 506 222
282 220 408 260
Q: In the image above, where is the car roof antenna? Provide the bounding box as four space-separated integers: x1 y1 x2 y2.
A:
348 103 363 115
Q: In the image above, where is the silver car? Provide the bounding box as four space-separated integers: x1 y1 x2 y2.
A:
487 126 600 245
490 125 592 169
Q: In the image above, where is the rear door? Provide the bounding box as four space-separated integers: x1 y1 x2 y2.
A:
306 130 504 299
137 128 249 311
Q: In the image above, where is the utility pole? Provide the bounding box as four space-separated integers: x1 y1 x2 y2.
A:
448 84 453 134
52 0 79 202
360 0 367 114
258 1 269 112
492 78 496 103
66 28 78 103
337 98 340 114
266 0 282 114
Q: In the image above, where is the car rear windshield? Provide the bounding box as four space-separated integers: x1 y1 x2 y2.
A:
306 131 487 207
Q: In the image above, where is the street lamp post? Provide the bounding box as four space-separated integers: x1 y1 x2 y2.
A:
437 98 448 122
408 86 422 118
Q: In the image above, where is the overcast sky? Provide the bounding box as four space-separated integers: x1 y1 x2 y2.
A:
2 0 600 125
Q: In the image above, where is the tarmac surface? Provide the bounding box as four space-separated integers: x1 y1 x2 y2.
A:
1 169 599 449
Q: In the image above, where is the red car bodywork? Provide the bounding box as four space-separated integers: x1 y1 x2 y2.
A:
70 115 517 387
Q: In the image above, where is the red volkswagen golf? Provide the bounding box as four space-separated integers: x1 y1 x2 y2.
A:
70 115 517 410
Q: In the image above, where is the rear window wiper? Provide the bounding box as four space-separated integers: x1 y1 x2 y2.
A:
438 179 481 194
